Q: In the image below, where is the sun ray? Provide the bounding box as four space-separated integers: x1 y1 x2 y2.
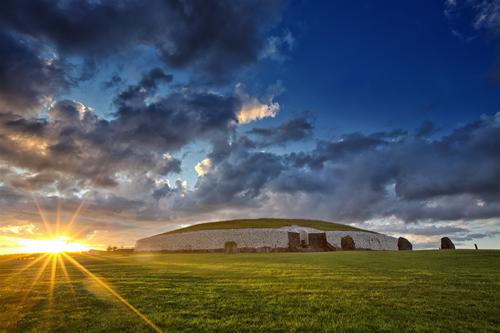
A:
21 254 52 304
32 194 53 238
57 254 76 299
56 198 61 236
3 254 49 284
62 253 163 333
49 255 57 307
0 253 26 264
63 198 86 236
4 254 51 328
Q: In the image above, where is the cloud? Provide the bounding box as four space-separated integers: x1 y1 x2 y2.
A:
260 29 296 62
445 0 500 39
470 0 500 32
192 151 285 208
0 223 37 235
236 82 282 124
0 0 499 250
247 114 314 147
195 158 212 176
0 0 283 77
0 61 245 191
170 113 500 224
0 31 70 115
454 230 500 241
237 101 280 124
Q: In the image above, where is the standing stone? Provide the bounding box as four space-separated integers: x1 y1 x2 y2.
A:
441 237 455 250
341 235 356 250
397 237 412 250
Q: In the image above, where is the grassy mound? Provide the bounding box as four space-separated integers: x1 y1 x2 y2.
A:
163 218 373 234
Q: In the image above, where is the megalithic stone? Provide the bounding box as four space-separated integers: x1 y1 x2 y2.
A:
397 237 412 250
440 237 455 250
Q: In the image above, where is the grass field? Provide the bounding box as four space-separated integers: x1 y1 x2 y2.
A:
0 251 499 333
163 218 371 234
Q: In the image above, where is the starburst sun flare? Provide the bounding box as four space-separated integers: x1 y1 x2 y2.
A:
17 236 89 254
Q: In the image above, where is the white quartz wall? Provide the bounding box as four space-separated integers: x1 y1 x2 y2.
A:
135 227 399 251
325 231 398 250
135 228 290 251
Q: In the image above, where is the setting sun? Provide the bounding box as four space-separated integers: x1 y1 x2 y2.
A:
17 237 89 254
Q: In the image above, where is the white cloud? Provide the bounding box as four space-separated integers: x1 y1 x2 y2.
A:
237 100 280 124
235 82 282 124
0 224 37 235
195 158 212 176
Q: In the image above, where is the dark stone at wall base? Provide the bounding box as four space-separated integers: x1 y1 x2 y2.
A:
288 232 301 250
341 235 356 250
441 237 455 250
224 241 238 254
397 237 412 250
308 233 336 251
256 247 271 253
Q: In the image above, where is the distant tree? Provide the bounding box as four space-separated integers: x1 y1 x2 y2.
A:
107 245 113 252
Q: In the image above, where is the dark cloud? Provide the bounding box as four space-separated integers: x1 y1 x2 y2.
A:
0 31 69 115
0 0 283 77
114 87 239 152
0 61 240 190
288 132 386 170
153 180 186 201
138 68 173 90
193 152 285 208
406 225 468 236
246 114 314 147
179 114 500 223
415 120 438 138
102 73 123 90
454 231 500 242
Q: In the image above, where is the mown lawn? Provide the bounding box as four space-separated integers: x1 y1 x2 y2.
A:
0 250 499 333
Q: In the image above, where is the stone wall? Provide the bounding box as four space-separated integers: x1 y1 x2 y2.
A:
135 226 399 252
135 228 290 252
325 231 398 250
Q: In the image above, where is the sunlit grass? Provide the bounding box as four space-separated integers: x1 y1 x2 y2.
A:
0 197 163 332
0 250 499 332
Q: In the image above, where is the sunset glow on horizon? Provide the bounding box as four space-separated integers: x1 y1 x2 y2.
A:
0 1 499 332
16 236 90 254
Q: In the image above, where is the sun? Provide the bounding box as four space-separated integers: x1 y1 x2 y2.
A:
17 236 89 254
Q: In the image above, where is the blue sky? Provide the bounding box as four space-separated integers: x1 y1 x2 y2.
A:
266 0 500 132
0 0 499 252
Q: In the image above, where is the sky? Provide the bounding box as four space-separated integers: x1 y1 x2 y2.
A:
0 0 499 253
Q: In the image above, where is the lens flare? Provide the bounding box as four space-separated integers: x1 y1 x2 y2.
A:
17 237 89 254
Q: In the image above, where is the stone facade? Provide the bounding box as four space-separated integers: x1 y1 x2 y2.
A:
325 231 398 250
135 225 399 252
135 228 291 252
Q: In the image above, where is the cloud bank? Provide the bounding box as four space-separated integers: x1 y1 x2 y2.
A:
0 0 498 249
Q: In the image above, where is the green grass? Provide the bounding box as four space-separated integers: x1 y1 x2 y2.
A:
0 251 499 332
163 218 371 235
